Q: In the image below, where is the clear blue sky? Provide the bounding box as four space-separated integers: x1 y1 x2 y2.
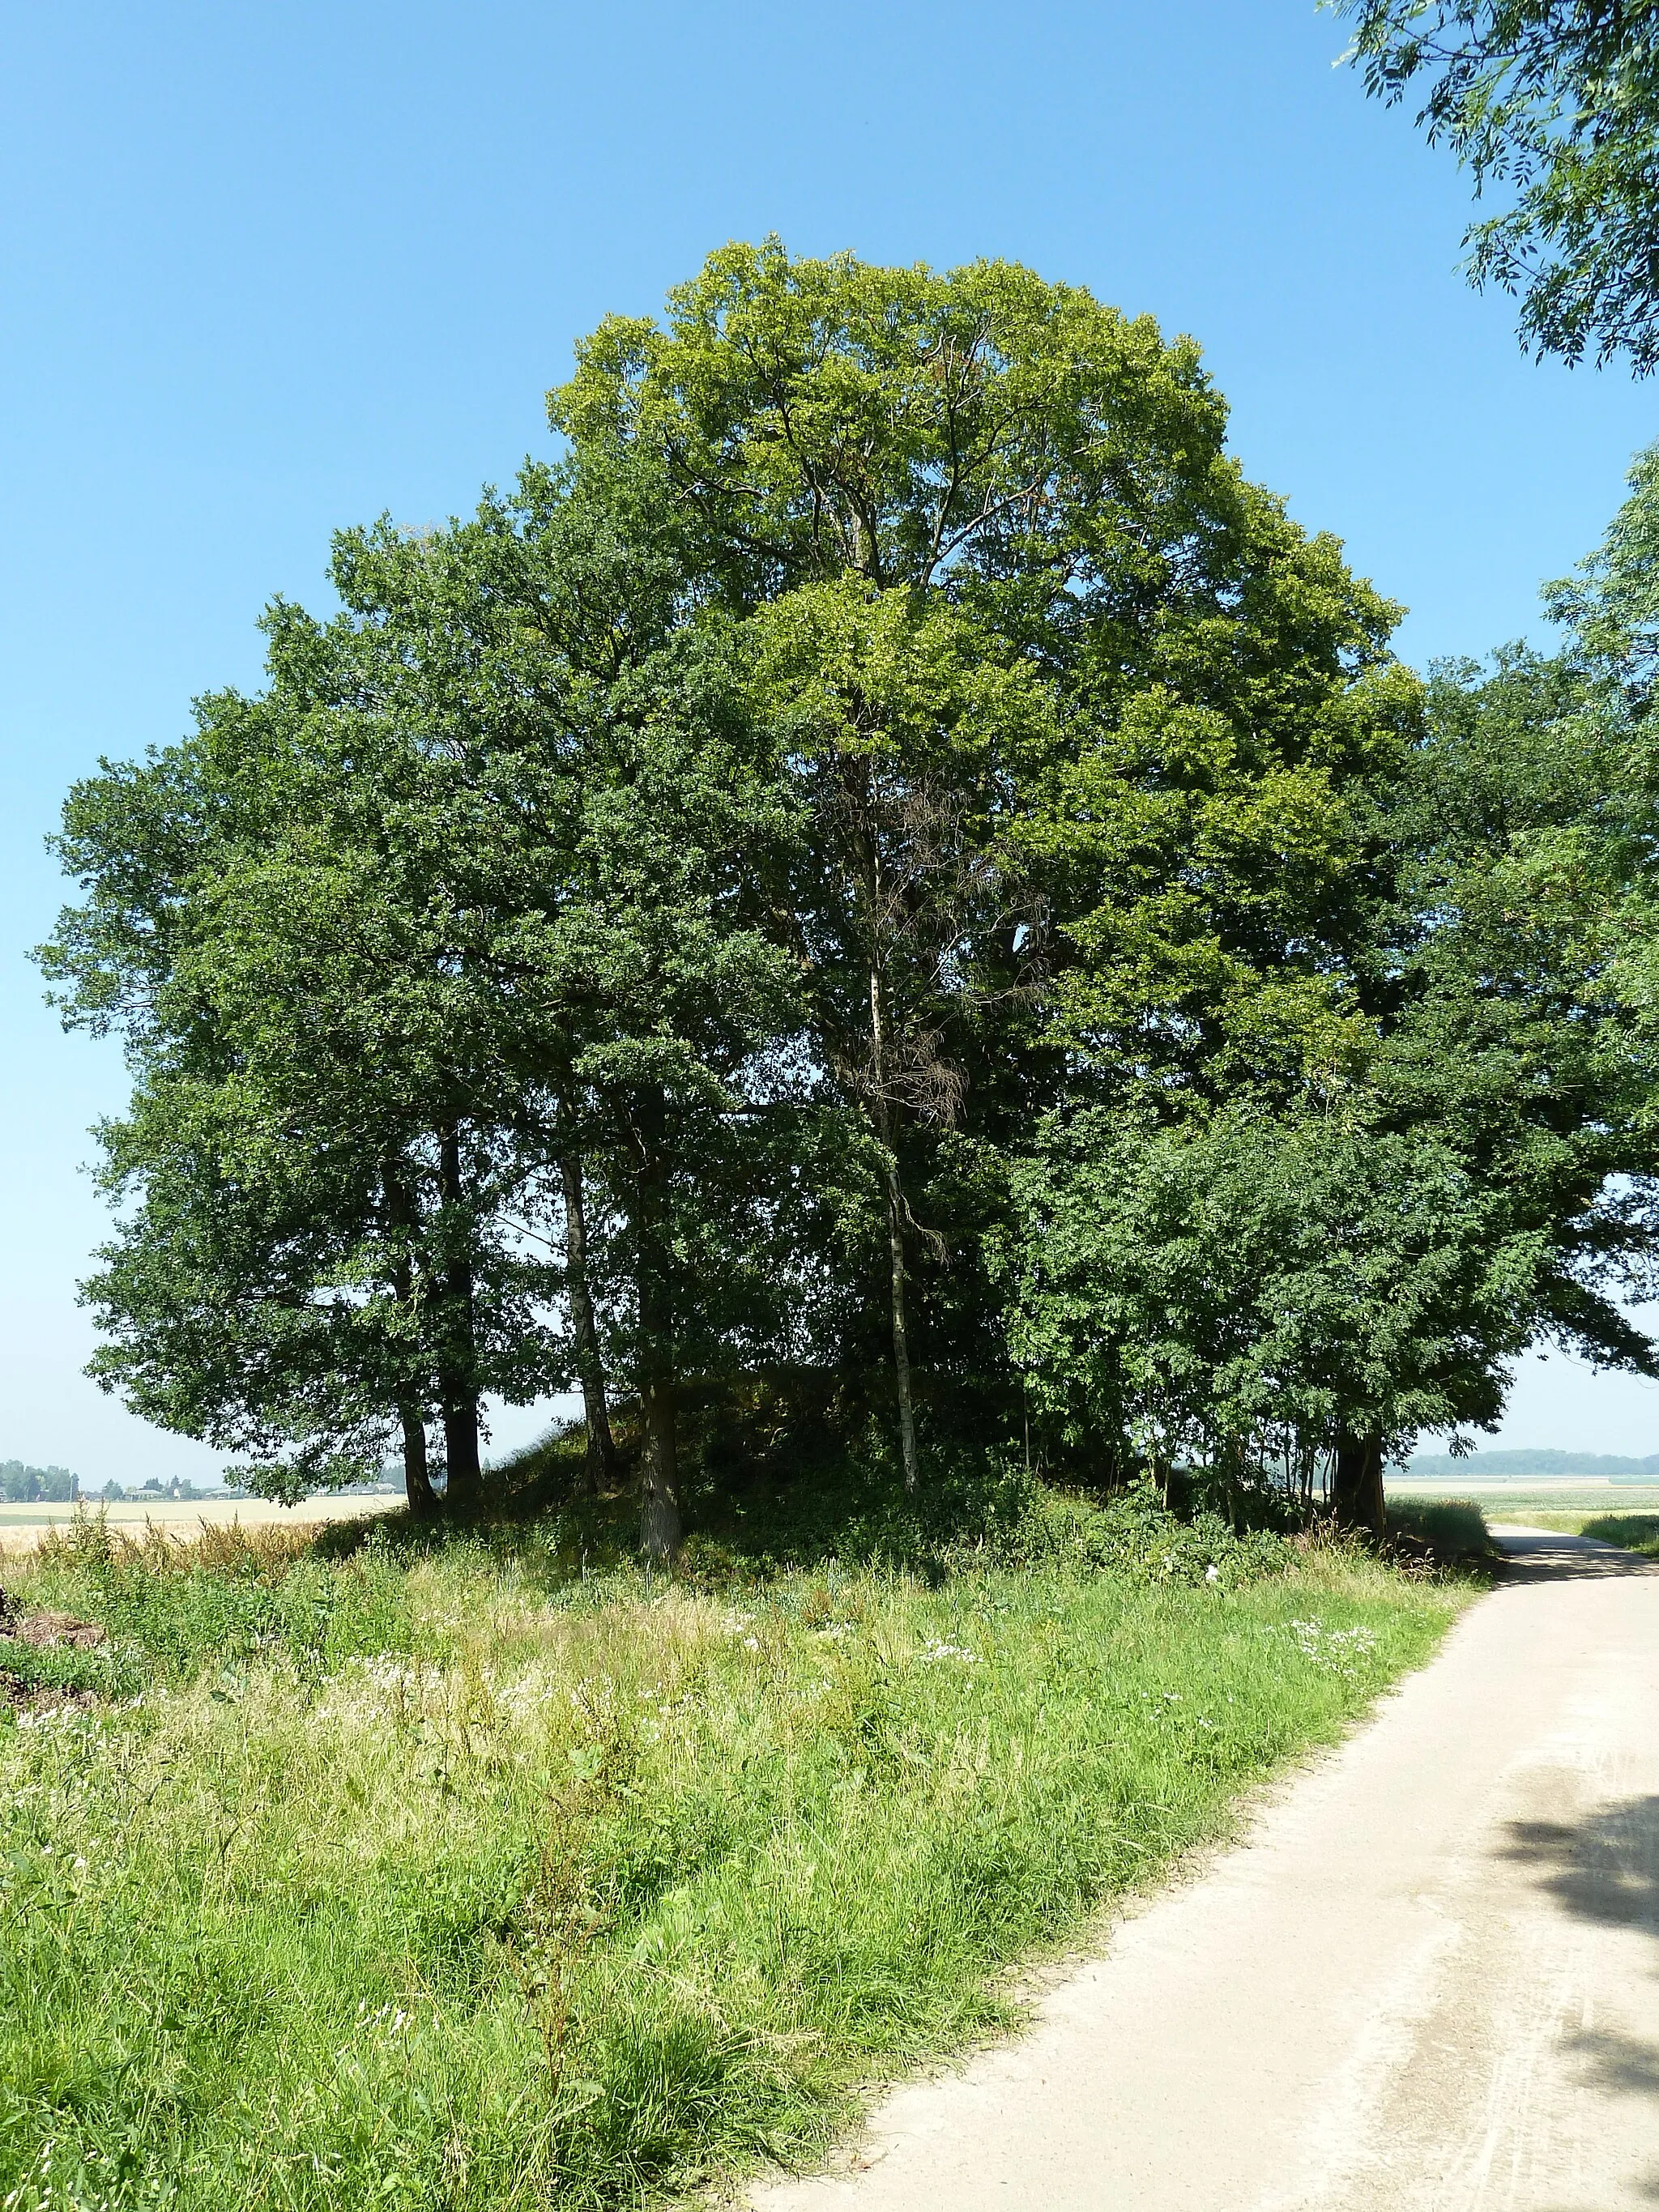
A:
5 0 1658 1484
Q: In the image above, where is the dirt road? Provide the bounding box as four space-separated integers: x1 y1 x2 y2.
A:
750 1529 1659 2212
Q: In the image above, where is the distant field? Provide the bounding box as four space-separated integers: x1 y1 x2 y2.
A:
0 1494 402 1553
1388 1477 1659 1520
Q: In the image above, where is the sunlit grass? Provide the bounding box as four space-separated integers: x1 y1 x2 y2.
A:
0 1511 1473 2210
1384 1497 1495 1563
1500 1511 1659 1553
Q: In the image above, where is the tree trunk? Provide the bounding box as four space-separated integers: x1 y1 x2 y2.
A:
438 1125 484 1513
1331 1431 1387 1536
382 1158 437 1519
867 938 922 1495
399 1401 437 1518
632 1088 682 1560
561 1150 617 1494
639 1375 681 1562
442 1395 483 1508
883 1157 920 1494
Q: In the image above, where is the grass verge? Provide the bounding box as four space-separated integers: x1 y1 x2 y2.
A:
1384 1497 1496 1569
1497 1511 1659 1554
0 1503 1476 2211
1579 1514 1659 1554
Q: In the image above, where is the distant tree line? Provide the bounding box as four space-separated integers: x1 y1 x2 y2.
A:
1408 1449 1659 1481
0 1462 79 1504
38 245 1659 1549
0 1466 220 1504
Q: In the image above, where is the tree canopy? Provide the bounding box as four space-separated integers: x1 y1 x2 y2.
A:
38 244 1659 1545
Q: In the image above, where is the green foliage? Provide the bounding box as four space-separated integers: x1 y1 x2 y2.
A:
0 1637 134 1702
0 1520 1465 2211
36 244 1659 1542
551 241 1228 613
1337 0 1659 369
16 1519 417 1685
981 1481 1290 1586
0 1463 78 1503
1383 1496 1496 1564
995 1107 1550 1469
1576 1512 1659 1554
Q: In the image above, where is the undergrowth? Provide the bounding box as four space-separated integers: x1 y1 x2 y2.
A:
0 1489 1474 2211
1573 1513 1659 1555
1384 1497 1495 1566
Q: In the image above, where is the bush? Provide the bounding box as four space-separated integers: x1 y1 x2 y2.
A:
0 1636 135 1703
986 1480 1290 1586
11 1517 418 1685
1385 1498 1494 1567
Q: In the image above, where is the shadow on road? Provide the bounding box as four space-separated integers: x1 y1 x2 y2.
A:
1499 1791 1659 2193
1499 1793 1659 1942
1491 1529 1659 1583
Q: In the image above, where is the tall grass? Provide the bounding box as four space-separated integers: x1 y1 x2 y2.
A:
0 1507 1470 2210
1574 1513 1659 1554
1384 1497 1495 1563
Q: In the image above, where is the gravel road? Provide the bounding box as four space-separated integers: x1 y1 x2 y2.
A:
748 1528 1659 2212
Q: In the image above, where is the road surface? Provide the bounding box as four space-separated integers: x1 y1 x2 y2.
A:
748 1528 1659 2212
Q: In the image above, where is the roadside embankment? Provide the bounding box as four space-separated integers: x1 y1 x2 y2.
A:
0 1500 1476 2211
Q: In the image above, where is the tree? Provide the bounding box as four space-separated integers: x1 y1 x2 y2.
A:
49 245 1659 1554
1336 0 1659 369
994 1106 1553 1523
995 501 1659 1528
748 580 1046 1487
555 241 1423 1490
41 633 562 1507
330 471 809 1558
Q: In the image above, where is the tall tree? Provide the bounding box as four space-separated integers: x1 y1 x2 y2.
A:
553 241 1419 1485
39 655 559 1503
749 581 1045 1487
994 1106 1555 1518
331 470 808 1556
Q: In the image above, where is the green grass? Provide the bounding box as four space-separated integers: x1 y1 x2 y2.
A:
1575 1513 1659 1548
1581 1515 1659 1554
1392 1484 1659 1521
0 1503 1473 2212
1500 1511 1659 1553
1384 1497 1495 1565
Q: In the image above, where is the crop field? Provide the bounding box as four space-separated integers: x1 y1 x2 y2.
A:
1388 1481 1659 1523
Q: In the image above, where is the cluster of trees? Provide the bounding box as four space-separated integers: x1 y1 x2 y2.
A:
0 1465 216 1504
39 244 1659 1549
0 1463 79 1504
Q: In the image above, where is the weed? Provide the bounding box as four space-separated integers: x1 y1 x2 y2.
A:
0 1502 1470 2210
1575 1513 1659 1556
